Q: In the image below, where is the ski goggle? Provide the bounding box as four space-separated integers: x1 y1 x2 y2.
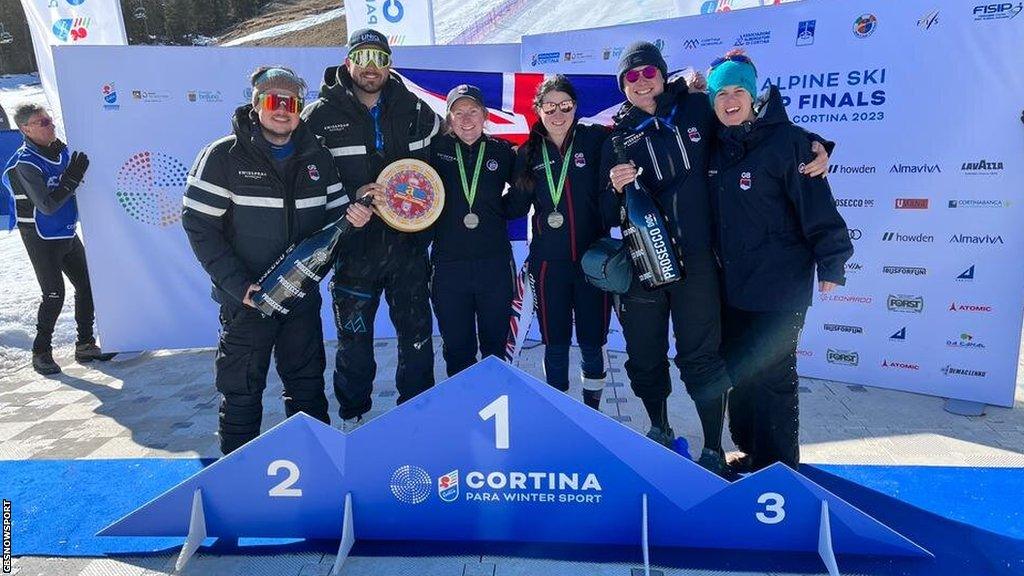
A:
539 100 576 115
257 93 304 114
348 48 392 69
624 65 659 84
709 53 756 73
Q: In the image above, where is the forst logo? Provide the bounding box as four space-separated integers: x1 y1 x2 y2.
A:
887 294 924 313
826 349 859 366
973 3 1023 20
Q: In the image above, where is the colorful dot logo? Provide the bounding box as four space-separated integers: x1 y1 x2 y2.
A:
116 151 189 227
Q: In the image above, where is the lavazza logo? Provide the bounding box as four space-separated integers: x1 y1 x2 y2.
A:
888 294 924 313
827 349 859 366
961 158 1004 175
391 465 604 505
823 323 863 334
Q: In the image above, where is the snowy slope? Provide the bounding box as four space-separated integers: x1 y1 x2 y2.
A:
0 73 47 125
221 6 347 46
472 0 676 43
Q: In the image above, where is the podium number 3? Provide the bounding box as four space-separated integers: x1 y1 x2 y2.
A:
268 459 303 497
479 395 510 449
756 492 786 524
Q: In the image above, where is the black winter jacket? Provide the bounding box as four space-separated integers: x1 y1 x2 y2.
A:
429 133 516 263
600 78 717 258
710 85 853 312
182 105 349 306
508 123 617 262
301 66 441 253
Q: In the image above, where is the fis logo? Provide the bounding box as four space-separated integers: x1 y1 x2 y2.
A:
796 20 816 46
438 470 459 503
918 9 940 29
739 172 752 190
888 294 924 313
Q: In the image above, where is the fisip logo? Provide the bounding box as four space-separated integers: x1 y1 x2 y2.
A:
827 349 859 366
973 3 1022 21
887 294 924 313
116 152 190 227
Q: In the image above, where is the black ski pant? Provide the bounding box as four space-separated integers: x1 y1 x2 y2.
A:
723 305 807 470
214 296 329 454
431 256 514 378
330 246 434 420
529 258 611 391
19 228 95 353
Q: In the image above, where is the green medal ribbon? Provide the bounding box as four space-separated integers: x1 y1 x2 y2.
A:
541 141 574 211
455 140 487 212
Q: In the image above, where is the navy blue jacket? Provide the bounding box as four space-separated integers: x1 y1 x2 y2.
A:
600 78 717 258
508 123 617 262
429 133 516 262
710 85 853 312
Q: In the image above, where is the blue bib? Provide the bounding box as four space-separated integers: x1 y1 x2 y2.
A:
2 144 77 239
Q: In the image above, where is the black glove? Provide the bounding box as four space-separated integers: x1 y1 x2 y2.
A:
60 151 90 189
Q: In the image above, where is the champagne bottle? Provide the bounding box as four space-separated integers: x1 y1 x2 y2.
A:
612 135 685 289
253 196 372 317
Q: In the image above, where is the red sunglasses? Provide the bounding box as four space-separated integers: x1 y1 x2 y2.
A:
624 65 659 84
257 93 304 114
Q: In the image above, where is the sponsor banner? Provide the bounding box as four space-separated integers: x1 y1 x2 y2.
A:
20 0 128 134
344 0 436 46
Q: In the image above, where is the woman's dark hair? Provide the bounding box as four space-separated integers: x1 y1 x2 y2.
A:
515 75 578 192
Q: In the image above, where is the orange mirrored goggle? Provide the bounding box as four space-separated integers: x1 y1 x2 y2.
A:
257 93 304 114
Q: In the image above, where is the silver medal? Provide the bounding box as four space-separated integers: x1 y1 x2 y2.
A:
464 212 480 229
547 211 564 229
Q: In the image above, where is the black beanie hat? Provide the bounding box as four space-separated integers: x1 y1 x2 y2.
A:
617 41 668 92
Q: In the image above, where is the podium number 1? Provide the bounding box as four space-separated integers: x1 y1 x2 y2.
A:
479 395 510 449
756 492 785 524
268 459 303 497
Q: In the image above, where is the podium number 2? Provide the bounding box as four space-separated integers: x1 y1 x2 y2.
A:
268 459 303 497
756 492 785 524
479 395 510 449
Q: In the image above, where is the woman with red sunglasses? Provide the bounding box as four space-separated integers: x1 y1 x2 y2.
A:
600 42 831 477
507 75 620 409
707 49 852 472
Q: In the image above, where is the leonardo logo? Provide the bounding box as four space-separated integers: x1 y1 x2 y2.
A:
890 163 940 174
888 294 924 313
116 152 189 227
941 365 987 378
894 198 929 209
826 349 859 366
819 293 873 304
853 13 878 37
882 231 934 243
948 233 1004 245
438 470 459 503
949 301 992 313
390 465 432 504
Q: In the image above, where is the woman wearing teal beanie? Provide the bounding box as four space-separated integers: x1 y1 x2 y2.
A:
707 49 854 472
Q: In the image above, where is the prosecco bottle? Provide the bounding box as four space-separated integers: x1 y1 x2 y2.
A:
253 196 372 317
612 135 685 289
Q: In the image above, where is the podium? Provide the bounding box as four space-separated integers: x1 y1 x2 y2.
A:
100 357 929 574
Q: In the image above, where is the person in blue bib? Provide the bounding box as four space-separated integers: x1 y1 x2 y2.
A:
2 103 115 375
507 76 619 409
427 85 518 377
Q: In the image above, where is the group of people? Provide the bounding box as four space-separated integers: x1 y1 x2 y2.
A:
7 27 853 478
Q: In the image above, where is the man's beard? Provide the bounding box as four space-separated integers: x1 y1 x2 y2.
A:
353 73 385 94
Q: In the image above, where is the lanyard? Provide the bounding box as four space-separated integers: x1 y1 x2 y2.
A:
455 140 486 210
541 140 573 209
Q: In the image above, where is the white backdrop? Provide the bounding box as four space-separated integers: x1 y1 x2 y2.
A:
53 44 521 353
344 0 436 45
20 0 127 135
523 0 1024 407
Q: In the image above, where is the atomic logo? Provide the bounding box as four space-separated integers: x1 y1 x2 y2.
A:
115 152 189 227
390 465 432 505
